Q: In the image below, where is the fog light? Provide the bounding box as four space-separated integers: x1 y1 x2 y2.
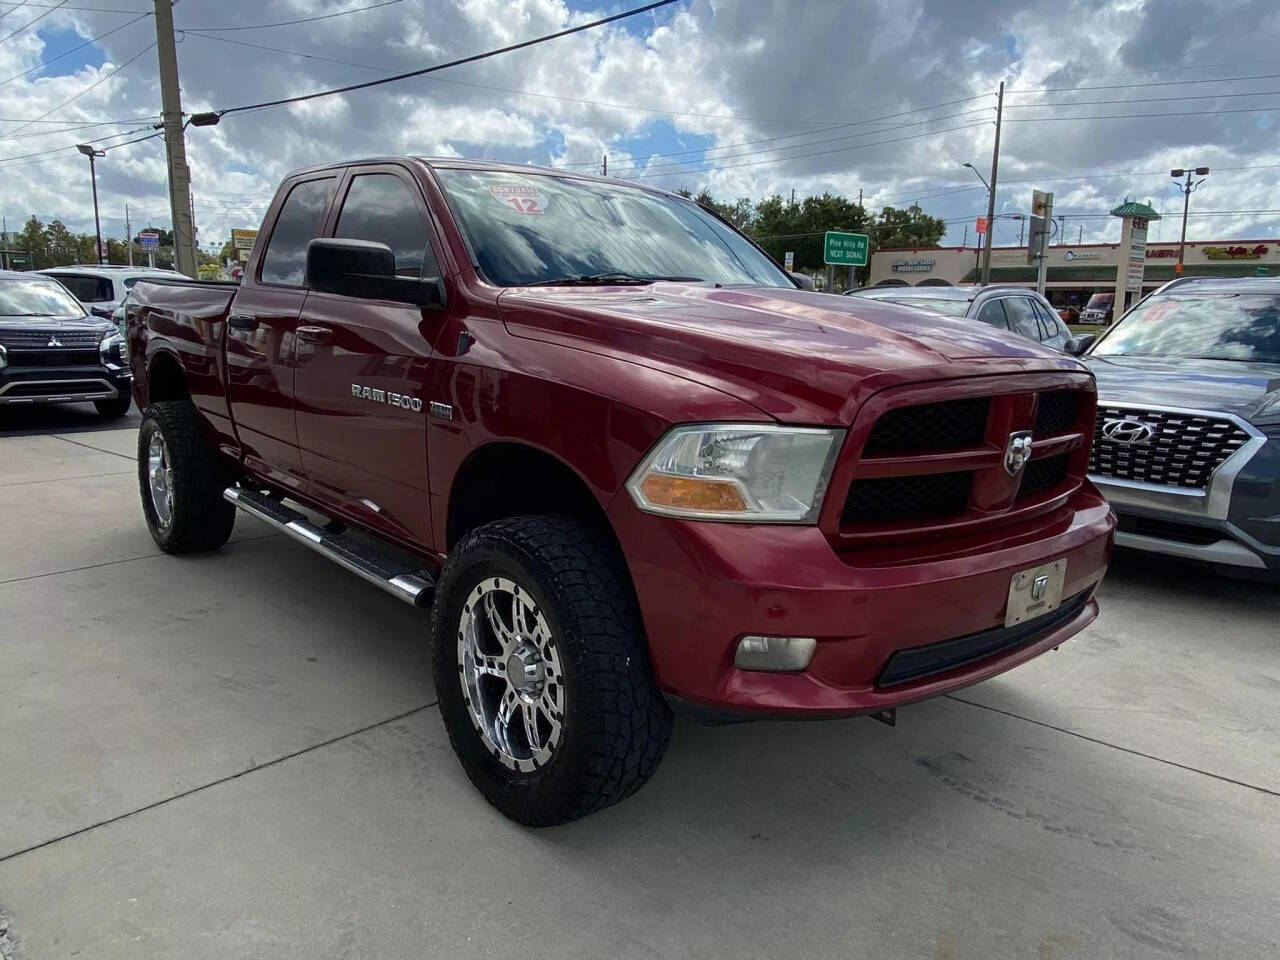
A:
734 635 817 672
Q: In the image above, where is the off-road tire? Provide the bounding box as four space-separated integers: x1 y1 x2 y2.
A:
137 401 236 554
94 390 131 418
432 516 672 826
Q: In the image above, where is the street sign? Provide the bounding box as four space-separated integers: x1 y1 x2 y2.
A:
823 231 869 267
1026 215 1046 264
1032 189 1052 218
231 228 258 263
1258 266 1270 277
975 217 988 235
783 251 794 272
139 231 159 249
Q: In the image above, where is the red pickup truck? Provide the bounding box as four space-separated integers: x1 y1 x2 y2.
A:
127 157 1114 825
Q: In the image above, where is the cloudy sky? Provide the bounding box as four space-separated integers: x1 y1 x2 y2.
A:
1 0 1278 255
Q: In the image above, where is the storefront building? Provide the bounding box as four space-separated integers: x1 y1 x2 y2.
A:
866 238 1279 310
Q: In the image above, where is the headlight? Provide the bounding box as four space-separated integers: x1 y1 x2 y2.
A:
626 423 844 523
0 343 6 371
99 329 128 367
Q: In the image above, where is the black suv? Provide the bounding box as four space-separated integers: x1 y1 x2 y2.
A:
1085 276 1280 576
848 284 1094 354
0 270 132 417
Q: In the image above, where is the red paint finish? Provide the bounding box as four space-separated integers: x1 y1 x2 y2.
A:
128 157 1116 719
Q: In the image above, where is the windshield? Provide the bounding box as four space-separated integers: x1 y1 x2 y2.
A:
0 277 88 318
1094 293 1280 363
884 297 970 317
435 169 792 288
1085 293 1113 310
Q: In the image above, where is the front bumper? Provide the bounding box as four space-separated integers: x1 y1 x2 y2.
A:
0 362 131 406
1090 429 1280 572
608 485 1114 718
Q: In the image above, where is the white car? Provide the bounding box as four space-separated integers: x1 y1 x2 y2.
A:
38 265 185 319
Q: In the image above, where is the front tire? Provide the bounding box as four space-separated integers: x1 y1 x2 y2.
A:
137 401 236 554
94 390 131 418
432 516 672 826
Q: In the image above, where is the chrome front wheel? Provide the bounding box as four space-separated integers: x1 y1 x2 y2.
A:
457 576 565 773
147 429 174 531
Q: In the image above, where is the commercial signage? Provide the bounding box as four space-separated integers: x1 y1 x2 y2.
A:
1064 250 1099 261
1146 248 1177 258
1127 217 1148 289
1203 244 1268 260
231 229 259 263
783 251 794 272
824 231 869 267
138 231 159 249
975 217 988 235
891 257 936 273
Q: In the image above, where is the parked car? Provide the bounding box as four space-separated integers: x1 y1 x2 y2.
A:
38 264 185 319
1058 305 1080 324
127 158 1113 824
1085 276 1279 577
1080 291 1114 325
848 284 1095 354
0 270 132 416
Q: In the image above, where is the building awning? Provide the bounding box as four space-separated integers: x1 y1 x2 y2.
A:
1109 201 1162 219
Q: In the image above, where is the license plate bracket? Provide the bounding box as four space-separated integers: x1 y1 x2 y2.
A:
1005 558 1067 627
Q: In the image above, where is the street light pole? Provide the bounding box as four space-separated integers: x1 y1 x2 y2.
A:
963 160 991 284
1170 166 1209 277
76 144 106 265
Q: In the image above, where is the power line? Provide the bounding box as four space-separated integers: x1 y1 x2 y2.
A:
0 122 155 166
0 0 68 43
199 0 683 121
0 114 159 141
1011 71 1280 94
0 40 154 138
0 0 32 25
1005 89 1280 108
1033 56 1280 86
625 121 990 180
0 10 150 86
1006 105 1280 123
0 112 155 124
178 0 403 33
0 2 146 11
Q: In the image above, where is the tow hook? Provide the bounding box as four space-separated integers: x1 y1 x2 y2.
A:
869 708 896 728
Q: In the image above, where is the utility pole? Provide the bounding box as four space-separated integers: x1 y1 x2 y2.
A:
124 203 133 266
962 224 968 248
1078 224 1083 245
981 81 1004 286
154 0 198 278
602 154 607 177
1171 166 1209 276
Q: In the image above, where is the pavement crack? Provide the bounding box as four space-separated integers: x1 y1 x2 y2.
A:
946 694 1280 799
0 470 133 489
52 434 137 462
0 702 439 865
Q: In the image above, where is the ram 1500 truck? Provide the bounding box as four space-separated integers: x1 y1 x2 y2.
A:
127 158 1114 825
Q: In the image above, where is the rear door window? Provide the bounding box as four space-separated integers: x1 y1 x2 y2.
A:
260 177 337 286
1031 299 1065 341
51 274 114 303
975 299 1009 329
1003 297 1043 340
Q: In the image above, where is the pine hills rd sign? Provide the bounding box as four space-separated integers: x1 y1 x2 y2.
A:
824 231 869 267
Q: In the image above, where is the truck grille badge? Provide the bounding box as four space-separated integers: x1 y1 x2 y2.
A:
350 383 423 413
1004 430 1033 475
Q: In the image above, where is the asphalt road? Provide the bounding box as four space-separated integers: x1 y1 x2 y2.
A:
1 407 1278 959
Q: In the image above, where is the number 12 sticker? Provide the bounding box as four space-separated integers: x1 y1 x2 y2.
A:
489 184 550 215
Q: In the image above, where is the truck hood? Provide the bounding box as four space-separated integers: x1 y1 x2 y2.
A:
0 316 109 333
1085 354 1280 422
498 283 1077 423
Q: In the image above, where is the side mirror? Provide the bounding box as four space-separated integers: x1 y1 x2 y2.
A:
89 306 114 319
1067 334 1096 356
306 238 445 308
790 271 814 291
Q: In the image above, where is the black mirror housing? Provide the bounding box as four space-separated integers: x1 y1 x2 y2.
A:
306 238 444 308
1067 334 1097 356
89 305 115 319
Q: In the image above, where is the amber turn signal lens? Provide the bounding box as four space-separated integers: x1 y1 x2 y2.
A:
639 474 748 513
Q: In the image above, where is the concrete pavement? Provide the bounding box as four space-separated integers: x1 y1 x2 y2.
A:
1 413 1278 959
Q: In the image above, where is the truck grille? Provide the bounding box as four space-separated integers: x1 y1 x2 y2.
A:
863 397 989 455
1089 406 1251 489
5 348 99 366
841 383 1093 532
0 329 100 349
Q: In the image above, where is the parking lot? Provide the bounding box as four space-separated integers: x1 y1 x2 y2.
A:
0 408 1277 960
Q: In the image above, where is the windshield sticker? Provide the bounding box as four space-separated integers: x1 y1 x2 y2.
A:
489 183 549 215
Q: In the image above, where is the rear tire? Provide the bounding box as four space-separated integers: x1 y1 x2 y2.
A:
94 390 131 418
432 516 672 826
138 401 235 554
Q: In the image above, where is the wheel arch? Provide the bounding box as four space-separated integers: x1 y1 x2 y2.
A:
145 348 190 405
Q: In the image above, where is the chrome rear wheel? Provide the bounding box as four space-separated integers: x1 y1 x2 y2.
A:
147 429 174 531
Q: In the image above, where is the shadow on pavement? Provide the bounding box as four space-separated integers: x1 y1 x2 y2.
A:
0 401 140 436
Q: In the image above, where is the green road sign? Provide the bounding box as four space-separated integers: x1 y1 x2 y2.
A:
824 231 869 267
1257 266 1269 277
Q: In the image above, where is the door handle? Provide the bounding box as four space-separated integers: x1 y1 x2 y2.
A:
227 314 258 332
297 325 334 345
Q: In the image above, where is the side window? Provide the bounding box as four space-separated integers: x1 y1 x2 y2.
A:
333 173 436 279
1031 299 1061 341
54 274 113 302
1003 297 1042 340
975 299 1009 329
260 177 336 286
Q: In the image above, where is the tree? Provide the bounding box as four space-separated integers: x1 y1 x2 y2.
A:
752 192 868 273
870 204 946 250
17 216 47 267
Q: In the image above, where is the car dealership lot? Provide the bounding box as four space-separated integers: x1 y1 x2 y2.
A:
1 413 1278 960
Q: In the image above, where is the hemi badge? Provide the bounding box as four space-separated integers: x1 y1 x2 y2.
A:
429 401 454 421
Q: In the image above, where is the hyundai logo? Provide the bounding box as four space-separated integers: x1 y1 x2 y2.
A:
1102 418 1156 446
